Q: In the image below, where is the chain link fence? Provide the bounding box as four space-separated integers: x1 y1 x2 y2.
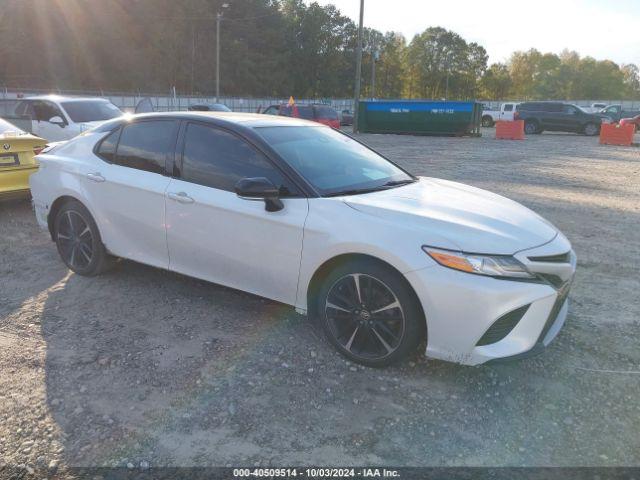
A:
1 87 638 114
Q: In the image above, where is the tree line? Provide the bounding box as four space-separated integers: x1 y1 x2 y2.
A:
1 0 638 100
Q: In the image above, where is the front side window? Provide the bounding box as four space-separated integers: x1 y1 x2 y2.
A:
32 101 65 122
181 123 298 195
503 104 513 112
563 105 578 114
115 121 178 174
256 126 414 196
61 100 122 123
314 106 338 120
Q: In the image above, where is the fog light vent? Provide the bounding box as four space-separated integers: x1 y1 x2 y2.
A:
476 305 530 346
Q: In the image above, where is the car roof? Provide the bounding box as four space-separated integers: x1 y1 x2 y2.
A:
125 111 324 128
24 95 111 102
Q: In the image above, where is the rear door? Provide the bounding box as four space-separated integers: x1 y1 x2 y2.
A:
165 121 308 304
540 103 563 130
86 119 178 269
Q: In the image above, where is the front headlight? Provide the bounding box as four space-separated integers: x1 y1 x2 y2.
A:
422 246 535 279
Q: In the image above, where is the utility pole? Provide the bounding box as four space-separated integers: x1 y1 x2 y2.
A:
215 3 229 101
371 48 378 99
444 53 451 100
352 0 364 133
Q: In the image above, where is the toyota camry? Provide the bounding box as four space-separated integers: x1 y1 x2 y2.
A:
29 112 576 367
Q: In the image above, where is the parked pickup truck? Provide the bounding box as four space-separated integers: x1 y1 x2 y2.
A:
514 101 608 136
597 104 640 123
481 102 519 127
0 95 123 142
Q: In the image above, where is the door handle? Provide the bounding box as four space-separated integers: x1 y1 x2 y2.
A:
86 172 105 183
167 191 194 204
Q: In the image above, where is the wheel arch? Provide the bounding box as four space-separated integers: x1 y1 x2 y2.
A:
47 195 100 242
305 252 427 340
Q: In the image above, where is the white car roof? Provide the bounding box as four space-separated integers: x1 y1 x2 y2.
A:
132 111 324 128
24 95 112 103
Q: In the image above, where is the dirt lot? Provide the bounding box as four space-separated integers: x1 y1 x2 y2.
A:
1 129 639 473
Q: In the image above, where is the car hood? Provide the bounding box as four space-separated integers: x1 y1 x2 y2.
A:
343 177 558 255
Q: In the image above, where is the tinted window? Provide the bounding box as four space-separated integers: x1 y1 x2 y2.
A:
115 121 177 174
257 126 413 196
280 106 314 120
96 128 121 162
315 106 338 120
503 104 513 112
61 101 122 123
563 105 578 114
181 123 297 195
32 101 65 122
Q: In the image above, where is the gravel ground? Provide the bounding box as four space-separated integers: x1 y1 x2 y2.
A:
1 129 639 473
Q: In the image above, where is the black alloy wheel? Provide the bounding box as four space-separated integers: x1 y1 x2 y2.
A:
317 259 424 367
54 200 111 276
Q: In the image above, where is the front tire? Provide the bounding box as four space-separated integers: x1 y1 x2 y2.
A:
54 200 111 276
315 258 424 367
583 122 599 136
481 116 494 128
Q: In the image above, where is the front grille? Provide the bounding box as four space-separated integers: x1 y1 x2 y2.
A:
528 251 571 263
476 305 530 346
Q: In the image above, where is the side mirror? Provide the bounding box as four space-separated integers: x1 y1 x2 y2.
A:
235 177 284 212
49 116 66 127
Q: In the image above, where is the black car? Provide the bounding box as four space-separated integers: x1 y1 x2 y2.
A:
514 102 604 136
597 104 640 123
188 103 231 112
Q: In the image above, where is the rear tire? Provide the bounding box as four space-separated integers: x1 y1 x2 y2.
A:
315 258 424 367
54 200 111 276
481 116 494 127
524 120 540 134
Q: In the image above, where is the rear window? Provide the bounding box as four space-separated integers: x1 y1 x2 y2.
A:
280 105 314 120
518 103 562 112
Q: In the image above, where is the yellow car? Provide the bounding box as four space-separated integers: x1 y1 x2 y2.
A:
0 118 46 198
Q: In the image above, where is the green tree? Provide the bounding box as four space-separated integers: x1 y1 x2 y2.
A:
403 27 487 99
480 63 512 99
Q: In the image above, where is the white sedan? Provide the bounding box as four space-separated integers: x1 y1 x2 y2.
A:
29 112 576 367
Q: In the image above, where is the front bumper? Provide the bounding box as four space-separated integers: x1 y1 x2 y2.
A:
405 234 576 366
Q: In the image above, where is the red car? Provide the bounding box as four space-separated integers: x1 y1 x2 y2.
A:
619 114 640 129
262 103 340 129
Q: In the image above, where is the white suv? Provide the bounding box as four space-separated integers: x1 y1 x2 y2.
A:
14 95 123 141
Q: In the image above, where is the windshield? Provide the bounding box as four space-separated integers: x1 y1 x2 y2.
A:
61 100 122 123
256 126 414 196
0 118 25 135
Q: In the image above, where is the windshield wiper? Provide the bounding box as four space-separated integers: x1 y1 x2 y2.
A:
325 178 416 197
381 179 416 187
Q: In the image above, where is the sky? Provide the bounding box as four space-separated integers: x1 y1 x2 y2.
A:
308 0 640 66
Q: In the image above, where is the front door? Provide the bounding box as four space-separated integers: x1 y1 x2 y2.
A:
30 100 70 141
165 122 308 305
